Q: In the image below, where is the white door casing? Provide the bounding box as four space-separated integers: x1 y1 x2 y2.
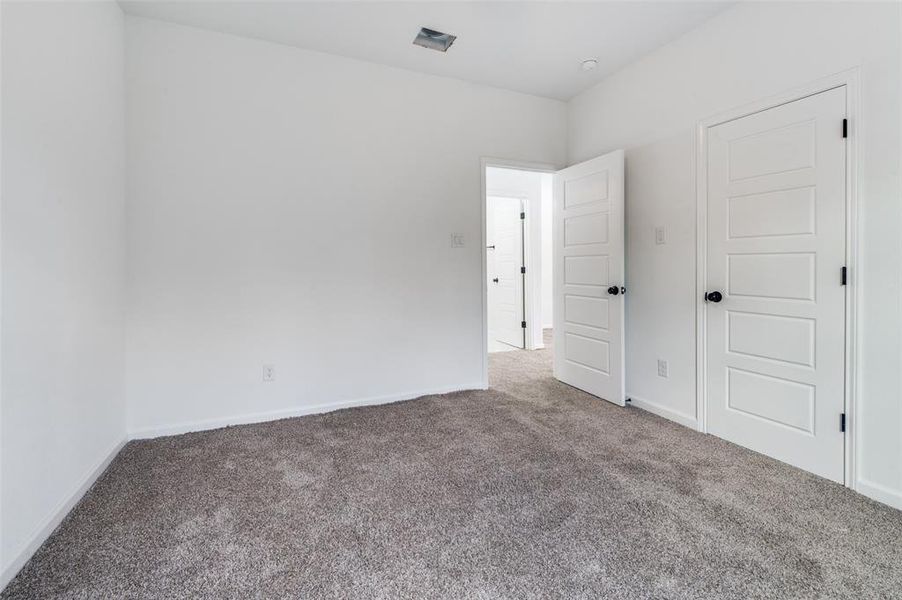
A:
704 87 847 483
553 150 625 405
489 196 525 349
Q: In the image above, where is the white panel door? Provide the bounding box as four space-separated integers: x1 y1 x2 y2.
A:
489 196 525 349
705 87 847 482
553 150 625 405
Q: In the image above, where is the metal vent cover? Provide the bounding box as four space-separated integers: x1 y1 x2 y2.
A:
413 27 456 52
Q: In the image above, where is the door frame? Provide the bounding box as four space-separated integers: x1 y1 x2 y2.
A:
694 68 861 487
481 157 559 388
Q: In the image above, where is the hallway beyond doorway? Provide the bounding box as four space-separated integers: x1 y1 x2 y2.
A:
489 329 553 384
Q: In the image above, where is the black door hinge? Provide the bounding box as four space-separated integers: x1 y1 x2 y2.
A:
840 413 846 433
520 211 525 220
521 321 527 329
520 266 526 274
842 118 848 138
841 266 847 286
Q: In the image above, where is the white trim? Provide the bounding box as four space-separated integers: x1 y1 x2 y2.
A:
843 70 862 491
128 382 484 440
1 437 126 591
694 116 708 434
695 68 861 487
628 395 699 430
0 3 5 578
857 479 902 511
480 157 559 388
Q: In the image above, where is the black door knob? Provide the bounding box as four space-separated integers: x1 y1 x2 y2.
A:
705 291 723 303
492 278 499 283
607 286 620 295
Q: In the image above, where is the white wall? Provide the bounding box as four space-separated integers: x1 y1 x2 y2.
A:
568 1 902 507
1 1 127 585
125 17 567 436
485 167 547 349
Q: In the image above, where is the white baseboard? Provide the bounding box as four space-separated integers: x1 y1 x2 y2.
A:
128 382 485 440
627 394 699 431
857 478 902 511
1 437 126 592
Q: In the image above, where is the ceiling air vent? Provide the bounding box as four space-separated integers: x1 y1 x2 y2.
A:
413 27 457 52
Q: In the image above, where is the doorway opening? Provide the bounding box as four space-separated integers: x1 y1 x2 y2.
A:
481 151 625 403
484 165 555 379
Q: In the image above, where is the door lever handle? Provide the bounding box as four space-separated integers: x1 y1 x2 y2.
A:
492 278 499 283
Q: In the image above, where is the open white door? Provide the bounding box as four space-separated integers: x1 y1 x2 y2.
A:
552 150 625 405
488 196 525 349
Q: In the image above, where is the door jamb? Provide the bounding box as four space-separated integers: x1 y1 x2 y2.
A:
481 157 559 389
694 68 861 488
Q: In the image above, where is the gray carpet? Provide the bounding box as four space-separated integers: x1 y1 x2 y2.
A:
4 330 901 599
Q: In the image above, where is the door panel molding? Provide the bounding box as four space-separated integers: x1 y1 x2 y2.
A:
695 69 860 489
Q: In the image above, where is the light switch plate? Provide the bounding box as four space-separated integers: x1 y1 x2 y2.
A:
450 233 465 248
655 226 666 245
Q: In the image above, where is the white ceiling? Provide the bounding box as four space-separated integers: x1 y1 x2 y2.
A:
119 1 731 101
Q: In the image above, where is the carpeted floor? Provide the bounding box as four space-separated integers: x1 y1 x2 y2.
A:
4 330 901 599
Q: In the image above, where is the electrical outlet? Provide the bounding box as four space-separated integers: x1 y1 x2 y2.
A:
655 226 666 245
657 359 668 378
263 365 275 382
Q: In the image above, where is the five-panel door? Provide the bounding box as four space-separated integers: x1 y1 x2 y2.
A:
705 87 847 482
553 150 625 405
